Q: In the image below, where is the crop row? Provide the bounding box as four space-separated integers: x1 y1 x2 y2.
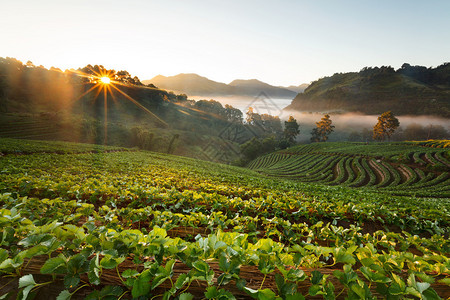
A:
248 150 450 197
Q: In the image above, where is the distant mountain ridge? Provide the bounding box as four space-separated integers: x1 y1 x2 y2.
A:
143 74 302 99
285 63 450 117
284 83 309 94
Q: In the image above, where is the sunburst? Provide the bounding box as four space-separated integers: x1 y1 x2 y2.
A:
71 65 168 144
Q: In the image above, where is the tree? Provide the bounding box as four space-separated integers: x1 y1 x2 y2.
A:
311 114 335 142
224 104 243 123
373 111 400 141
284 116 300 144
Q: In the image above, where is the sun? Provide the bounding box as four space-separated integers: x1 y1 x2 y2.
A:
100 76 111 84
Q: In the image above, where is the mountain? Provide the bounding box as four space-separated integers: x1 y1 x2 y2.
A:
143 74 297 99
285 63 450 117
228 79 297 98
284 83 309 93
147 73 231 96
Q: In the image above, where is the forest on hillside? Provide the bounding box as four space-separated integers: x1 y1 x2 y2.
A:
286 63 450 117
0 57 286 164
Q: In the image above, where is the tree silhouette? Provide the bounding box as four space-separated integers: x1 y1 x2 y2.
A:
311 114 335 142
373 111 400 141
284 116 300 144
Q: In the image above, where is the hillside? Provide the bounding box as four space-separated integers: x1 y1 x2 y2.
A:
144 73 298 99
285 63 450 117
0 58 251 163
0 138 449 298
248 140 450 198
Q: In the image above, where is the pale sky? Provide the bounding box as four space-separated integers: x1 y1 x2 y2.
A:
1 0 449 86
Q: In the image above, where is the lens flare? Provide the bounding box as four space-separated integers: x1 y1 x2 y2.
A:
100 76 111 84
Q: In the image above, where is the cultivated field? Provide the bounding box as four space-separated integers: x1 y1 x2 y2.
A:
0 139 449 299
248 141 450 198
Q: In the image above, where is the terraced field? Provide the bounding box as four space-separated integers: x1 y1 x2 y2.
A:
248 141 450 198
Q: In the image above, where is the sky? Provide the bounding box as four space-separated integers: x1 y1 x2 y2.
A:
1 0 449 86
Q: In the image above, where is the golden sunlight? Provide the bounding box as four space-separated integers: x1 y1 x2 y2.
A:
100 76 111 84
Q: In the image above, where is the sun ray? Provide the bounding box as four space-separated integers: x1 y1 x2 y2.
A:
106 85 118 104
103 85 108 144
87 65 102 78
110 84 168 127
74 83 101 102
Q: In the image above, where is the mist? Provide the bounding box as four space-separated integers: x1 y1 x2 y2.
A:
282 110 450 142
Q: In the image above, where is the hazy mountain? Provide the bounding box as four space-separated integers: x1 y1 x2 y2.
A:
284 83 309 93
146 73 231 96
285 63 450 117
143 74 297 99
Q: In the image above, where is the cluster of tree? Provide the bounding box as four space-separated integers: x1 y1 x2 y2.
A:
286 62 450 118
77 64 145 86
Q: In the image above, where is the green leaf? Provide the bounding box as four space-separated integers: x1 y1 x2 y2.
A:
19 274 36 288
205 286 218 298
179 293 194 300
214 241 227 251
165 259 175 275
56 290 71 300
99 255 125 269
416 273 435 284
88 257 101 285
192 260 209 273
422 288 441 300
99 286 123 298
67 253 88 274
389 275 406 296
132 270 151 298
308 285 322 296
236 278 246 290
151 274 169 290
192 260 214 284
416 282 430 294
257 288 277 300
286 293 305 300
217 273 232 286
360 267 391 283
350 283 366 298
219 255 230 272
274 273 285 293
64 274 80 289
286 268 306 282
21 285 34 300
438 277 450 286
40 257 66 274
243 287 259 296
174 273 189 289
332 247 356 265
0 248 8 262
311 270 323 285
122 269 139 279
406 286 421 298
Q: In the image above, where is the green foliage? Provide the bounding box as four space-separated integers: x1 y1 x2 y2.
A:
0 139 448 299
286 63 450 117
248 141 450 198
283 116 300 144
